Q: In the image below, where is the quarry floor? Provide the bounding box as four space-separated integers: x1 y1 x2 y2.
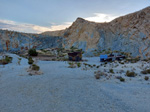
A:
0 54 150 112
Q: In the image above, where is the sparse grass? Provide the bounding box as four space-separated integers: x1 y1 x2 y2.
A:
94 71 107 79
126 71 137 77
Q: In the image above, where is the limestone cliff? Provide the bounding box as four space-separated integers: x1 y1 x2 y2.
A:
0 30 63 52
42 6 150 58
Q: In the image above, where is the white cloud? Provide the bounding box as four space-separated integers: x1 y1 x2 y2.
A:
85 13 119 23
0 13 118 33
0 19 72 33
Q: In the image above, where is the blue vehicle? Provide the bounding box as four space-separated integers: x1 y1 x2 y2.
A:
100 53 125 62
100 55 108 62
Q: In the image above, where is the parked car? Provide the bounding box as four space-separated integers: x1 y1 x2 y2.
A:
100 53 125 62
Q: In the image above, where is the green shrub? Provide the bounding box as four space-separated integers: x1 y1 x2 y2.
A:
120 77 125 82
32 64 40 71
141 70 147 74
93 64 96 67
141 69 150 74
146 69 150 74
144 76 149 81
0 56 13 65
5 56 13 63
109 69 114 74
77 63 81 68
28 49 38 56
126 71 137 77
28 57 34 64
18 58 22 65
68 62 76 68
96 66 100 68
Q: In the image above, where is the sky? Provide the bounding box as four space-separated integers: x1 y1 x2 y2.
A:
0 0 149 33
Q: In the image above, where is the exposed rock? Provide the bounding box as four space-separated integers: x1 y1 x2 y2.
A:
0 7 150 58
0 30 63 52
43 6 150 58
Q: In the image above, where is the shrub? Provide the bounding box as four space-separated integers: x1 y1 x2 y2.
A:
28 57 34 64
109 69 114 74
144 76 149 81
32 64 40 71
146 69 150 74
93 64 96 67
5 56 13 63
96 66 100 68
77 63 81 68
0 56 13 65
141 70 147 74
18 58 22 65
68 62 76 68
141 69 150 74
120 77 125 82
120 62 124 64
94 71 107 79
28 49 38 56
95 73 100 79
126 71 137 77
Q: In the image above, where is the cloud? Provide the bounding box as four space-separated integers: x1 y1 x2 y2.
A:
0 13 118 33
0 19 72 33
84 13 119 22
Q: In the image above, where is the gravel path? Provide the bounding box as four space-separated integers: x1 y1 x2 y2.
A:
0 54 150 112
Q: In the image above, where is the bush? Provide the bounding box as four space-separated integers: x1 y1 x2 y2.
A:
126 71 137 77
144 76 149 81
141 70 148 74
68 62 76 68
94 71 107 79
146 69 150 74
32 64 40 71
77 63 81 68
96 66 100 68
141 69 150 74
28 49 38 56
93 64 96 67
109 69 114 74
0 56 13 65
28 57 34 64
120 77 125 82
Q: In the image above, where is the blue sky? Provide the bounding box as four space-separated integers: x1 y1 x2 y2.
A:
0 0 149 33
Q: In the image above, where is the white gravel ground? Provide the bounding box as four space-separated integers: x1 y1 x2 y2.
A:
0 54 150 112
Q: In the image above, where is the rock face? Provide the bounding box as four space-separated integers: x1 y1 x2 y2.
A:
42 6 150 58
0 30 63 52
0 7 150 58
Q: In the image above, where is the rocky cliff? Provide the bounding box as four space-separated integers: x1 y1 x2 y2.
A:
42 6 150 58
0 7 150 58
0 30 63 52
